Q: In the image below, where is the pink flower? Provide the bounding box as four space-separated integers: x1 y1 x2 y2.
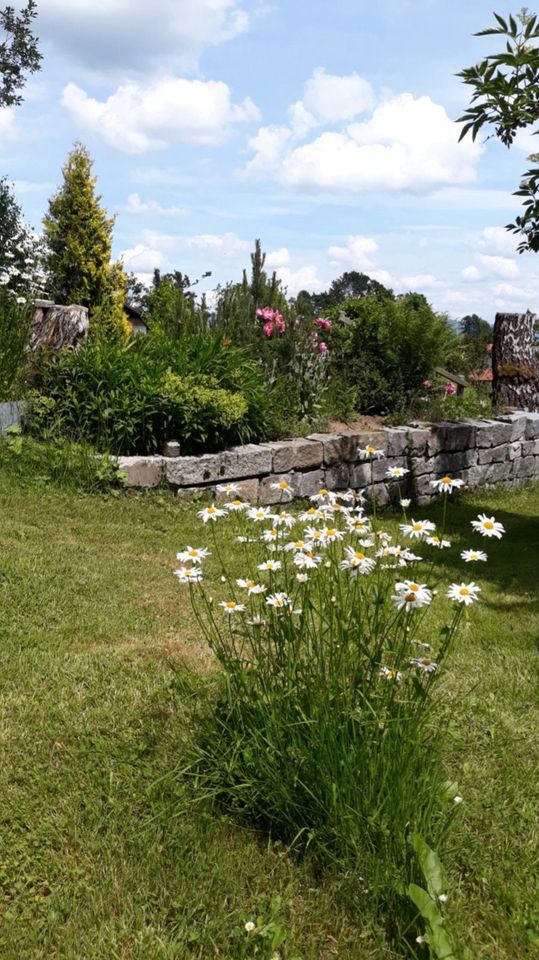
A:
318 341 329 353
315 317 332 331
422 379 431 388
263 321 274 336
257 306 286 336
444 383 457 396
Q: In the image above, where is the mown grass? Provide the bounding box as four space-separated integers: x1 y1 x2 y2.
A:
0 472 537 959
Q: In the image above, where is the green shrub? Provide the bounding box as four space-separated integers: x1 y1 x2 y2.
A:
31 333 270 455
0 428 124 491
0 290 33 400
327 294 461 414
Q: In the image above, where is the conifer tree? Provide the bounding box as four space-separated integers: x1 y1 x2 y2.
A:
43 142 116 310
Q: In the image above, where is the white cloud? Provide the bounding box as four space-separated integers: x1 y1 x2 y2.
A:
400 273 445 290
62 77 259 153
124 193 185 217
281 95 481 191
461 265 481 282
265 247 291 268
120 243 169 273
303 67 374 123
477 254 519 279
328 234 379 270
143 229 249 261
478 225 519 256
246 89 482 192
492 282 536 300
276 264 324 296
0 108 16 140
38 0 250 72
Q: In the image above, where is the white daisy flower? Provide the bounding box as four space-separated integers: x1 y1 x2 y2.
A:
322 526 344 543
399 519 436 540
425 535 451 549
296 573 310 583
274 510 295 528
266 592 293 609
299 506 323 522
379 666 403 681
304 526 327 546
310 487 336 502
235 535 257 542
400 498 411 509
346 517 371 535
258 559 282 572
453 795 463 805
430 476 465 494
386 466 409 479
248 506 276 523
471 514 505 539
447 581 481 605
16 296 26 305
244 921 256 933
176 546 210 564
358 445 385 460
236 578 267 595
225 499 249 511
392 581 432 611
340 547 376 574
293 551 322 570
216 482 241 495
270 478 293 499
219 600 246 615
461 549 488 563
198 504 226 523
284 538 312 552
410 657 438 674
173 565 203 583
262 527 280 543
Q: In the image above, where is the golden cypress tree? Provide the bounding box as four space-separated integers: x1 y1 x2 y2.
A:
43 142 116 310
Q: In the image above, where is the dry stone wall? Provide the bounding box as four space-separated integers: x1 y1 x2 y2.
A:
117 412 539 503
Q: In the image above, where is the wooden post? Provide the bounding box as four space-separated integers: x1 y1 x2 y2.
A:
492 311 539 412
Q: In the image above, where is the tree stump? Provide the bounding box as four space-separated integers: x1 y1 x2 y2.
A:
29 304 89 352
492 311 539 411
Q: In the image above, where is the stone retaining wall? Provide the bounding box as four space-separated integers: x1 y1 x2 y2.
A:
117 412 539 503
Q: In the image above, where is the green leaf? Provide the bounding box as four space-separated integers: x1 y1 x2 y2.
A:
410 834 447 899
408 885 460 960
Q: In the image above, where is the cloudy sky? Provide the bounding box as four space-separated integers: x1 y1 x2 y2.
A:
2 0 538 320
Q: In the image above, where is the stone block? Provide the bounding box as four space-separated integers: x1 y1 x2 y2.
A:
434 421 477 451
483 461 514 484
271 438 323 473
118 456 164 488
459 465 486 488
307 433 344 466
477 444 510 465
222 443 273 479
325 462 350 490
513 455 536 478
0 401 24 436
341 430 387 462
216 477 260 503
385 427 409 457
521 438 539 456
411 456 436 477
296 469 326 498
364 482 390 508
508 441 523 461
475 419 512 448
176 485 214 501
258 473 298 505
164 453 225 486
163 441 181 457
435 448 478 473
525 413 539 439
406 427 431 455
495 413 527 441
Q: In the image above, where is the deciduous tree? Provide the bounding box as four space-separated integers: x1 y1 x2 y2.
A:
0 0 41 107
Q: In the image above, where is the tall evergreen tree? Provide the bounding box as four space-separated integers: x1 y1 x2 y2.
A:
43 143 116 310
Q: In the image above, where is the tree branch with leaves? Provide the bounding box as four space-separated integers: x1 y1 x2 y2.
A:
0 0 41 108
458 8 539 252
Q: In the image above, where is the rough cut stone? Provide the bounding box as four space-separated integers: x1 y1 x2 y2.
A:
118 456 164 488
258 472 297 505
164 453 225 486
495 413 527 441
477 444 510 465
406 427 431 455
436 448 478 472
325 462 350 490
296 469 326 498
307 433 344 465
513 455 536 478
340 430 387 462
29 304 89 352
525 413 539 439
385 427 409 457
271 439 323 473
222 444 273 478
176 485 215 500
216 477 260 503
0 401 24 436
475 420 513 448
521 438 539 457
434 422 477 451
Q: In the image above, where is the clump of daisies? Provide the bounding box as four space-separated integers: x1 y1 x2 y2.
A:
173 477 506 929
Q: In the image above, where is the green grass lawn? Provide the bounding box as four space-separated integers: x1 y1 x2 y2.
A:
0 472 538 959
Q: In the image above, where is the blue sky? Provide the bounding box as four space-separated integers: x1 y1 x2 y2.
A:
1 0 538 321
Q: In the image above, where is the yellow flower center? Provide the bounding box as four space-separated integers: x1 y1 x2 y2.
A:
270 529 277 536
279 481 289 489
318 488 329 496
327 529 336 537
294 541 304 549
189 549 198 556
484 521 494 529
432 536 440 544
247 581 255 589
441 476 452 484
459 587 470 596
208 507 216 514
422 658 432 666
226 601 236 609
306 508 317 515
409 583 419 592
355 552 365 560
